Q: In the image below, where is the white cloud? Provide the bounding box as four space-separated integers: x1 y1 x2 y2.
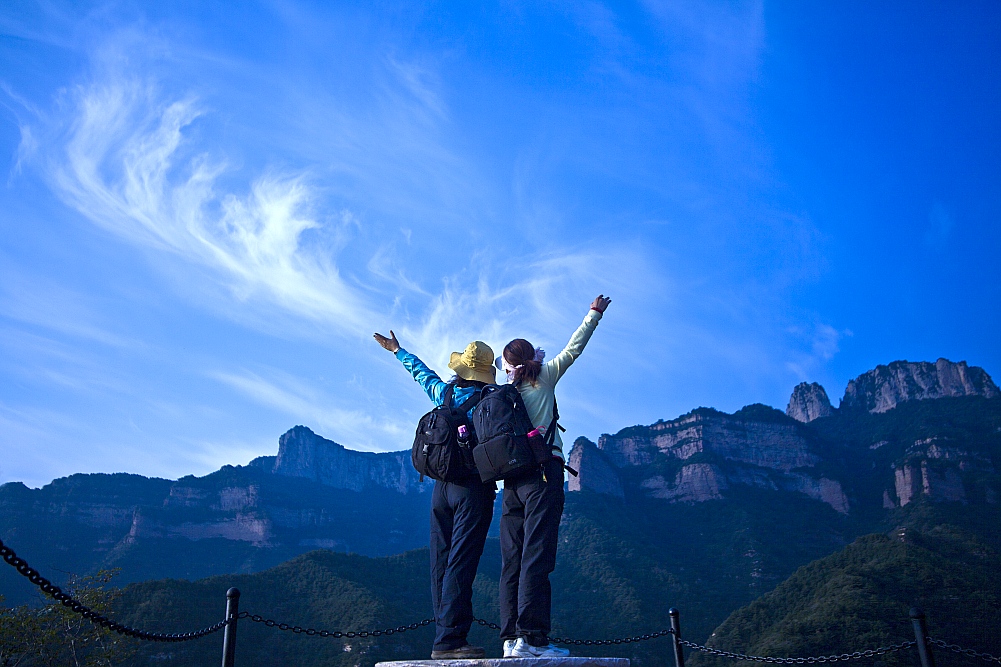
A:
44 77 381 337
784 322 851 383
396 246 656 375
207 368 409 450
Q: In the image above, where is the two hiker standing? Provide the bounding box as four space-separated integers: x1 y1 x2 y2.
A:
374 294 611 659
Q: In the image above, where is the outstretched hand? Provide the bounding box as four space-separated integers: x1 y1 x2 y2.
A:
373 330 401 353
590 294 612 313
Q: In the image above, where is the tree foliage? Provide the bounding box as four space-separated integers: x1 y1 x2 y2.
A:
0 570 138 667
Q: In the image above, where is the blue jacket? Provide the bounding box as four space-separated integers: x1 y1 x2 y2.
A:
395 348 480 419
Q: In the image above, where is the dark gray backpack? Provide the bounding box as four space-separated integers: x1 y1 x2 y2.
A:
470 384 540 483
411 384 479 482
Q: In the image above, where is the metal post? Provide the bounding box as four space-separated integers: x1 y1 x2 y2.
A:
221 587 240 667
910 607 935 667
669 607 685 667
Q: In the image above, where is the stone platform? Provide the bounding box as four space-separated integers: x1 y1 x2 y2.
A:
377 659 628 667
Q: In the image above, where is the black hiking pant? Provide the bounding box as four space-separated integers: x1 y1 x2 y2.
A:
498 457 565 647
430 476 495 651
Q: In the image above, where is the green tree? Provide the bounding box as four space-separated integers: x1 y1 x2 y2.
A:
0 571 138 667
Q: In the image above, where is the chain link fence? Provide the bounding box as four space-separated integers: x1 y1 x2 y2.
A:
240 612 433 638
929 638 1001 664
3 535 999 665
677 638 917 664
1 538 228 642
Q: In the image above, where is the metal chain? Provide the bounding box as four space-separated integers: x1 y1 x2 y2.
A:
0 538 229 642
929 638 1001 664
551 629 676 647
240 612 433 638
677 639 916 664
474 618 675 646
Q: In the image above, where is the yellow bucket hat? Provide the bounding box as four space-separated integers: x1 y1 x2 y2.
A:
448 341 497 384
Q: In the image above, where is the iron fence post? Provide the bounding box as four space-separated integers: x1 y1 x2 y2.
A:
669 608 685 667
221 587 240 667
910 607 935 667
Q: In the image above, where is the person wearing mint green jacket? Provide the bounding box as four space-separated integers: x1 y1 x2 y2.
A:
373 332 497 660
496 294 611 659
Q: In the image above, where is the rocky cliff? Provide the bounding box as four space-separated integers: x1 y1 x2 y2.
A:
0 428 433 605
882 432 998 508
567 437 623 497
573 404 850 513
265 425 424 494
596 405 820 471
786 382 834 422
841 358 998 413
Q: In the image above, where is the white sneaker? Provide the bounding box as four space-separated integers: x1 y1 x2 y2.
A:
509 637 571 658
503 639 518 657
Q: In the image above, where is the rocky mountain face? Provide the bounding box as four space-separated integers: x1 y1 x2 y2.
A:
841 358 998 414
258 425 423 494
0 426 433 605
567 437 623 497
570 360 1001 515
786 382 834 422
885 430 998 508
573 404 850 513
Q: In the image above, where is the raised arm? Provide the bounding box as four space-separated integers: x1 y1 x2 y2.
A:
544 295 611 384
374 330 448 405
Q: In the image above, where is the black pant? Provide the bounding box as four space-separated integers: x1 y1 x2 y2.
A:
430 477 495 651
499 457 565 646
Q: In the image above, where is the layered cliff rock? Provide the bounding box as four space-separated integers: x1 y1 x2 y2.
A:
842 358 998 413
567 437 623 497
571 405 849 513
0 429 433 604
597 405 820 472
786 382 834 422
883 435 997 507
267 425 424 494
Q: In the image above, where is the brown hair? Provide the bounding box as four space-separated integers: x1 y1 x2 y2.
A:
503 338 541 386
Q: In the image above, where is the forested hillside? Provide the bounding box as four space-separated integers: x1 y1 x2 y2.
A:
691 520 1001 665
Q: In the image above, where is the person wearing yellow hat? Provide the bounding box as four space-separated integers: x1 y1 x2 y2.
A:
373 331 496 660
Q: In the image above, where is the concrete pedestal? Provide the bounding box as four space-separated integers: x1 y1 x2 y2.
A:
377 659 629 667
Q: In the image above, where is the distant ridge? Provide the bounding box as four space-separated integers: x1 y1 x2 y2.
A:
254 425 424 494
784 358 998 422
0 427 435 606
842 358 998 413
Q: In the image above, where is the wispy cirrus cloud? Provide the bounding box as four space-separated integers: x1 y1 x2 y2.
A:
43 77 382 337
207 367 409 450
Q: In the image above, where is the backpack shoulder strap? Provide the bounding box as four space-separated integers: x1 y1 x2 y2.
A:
452 386 481 415
442 383 456 408
545 398 561 446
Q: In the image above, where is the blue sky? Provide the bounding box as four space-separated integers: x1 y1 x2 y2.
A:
1 1 998 488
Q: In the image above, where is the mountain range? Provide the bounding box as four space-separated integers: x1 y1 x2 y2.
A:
2 357 999 666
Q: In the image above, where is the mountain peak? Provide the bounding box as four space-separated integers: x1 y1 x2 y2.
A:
841 358 998 413
272 426 423 494
786 382 834 423
567 437 624 497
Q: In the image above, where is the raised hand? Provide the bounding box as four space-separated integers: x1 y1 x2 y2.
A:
373 330 401 353
590 294 611 313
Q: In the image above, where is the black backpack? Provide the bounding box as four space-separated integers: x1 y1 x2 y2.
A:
471 384 545 483
411 384 480 482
